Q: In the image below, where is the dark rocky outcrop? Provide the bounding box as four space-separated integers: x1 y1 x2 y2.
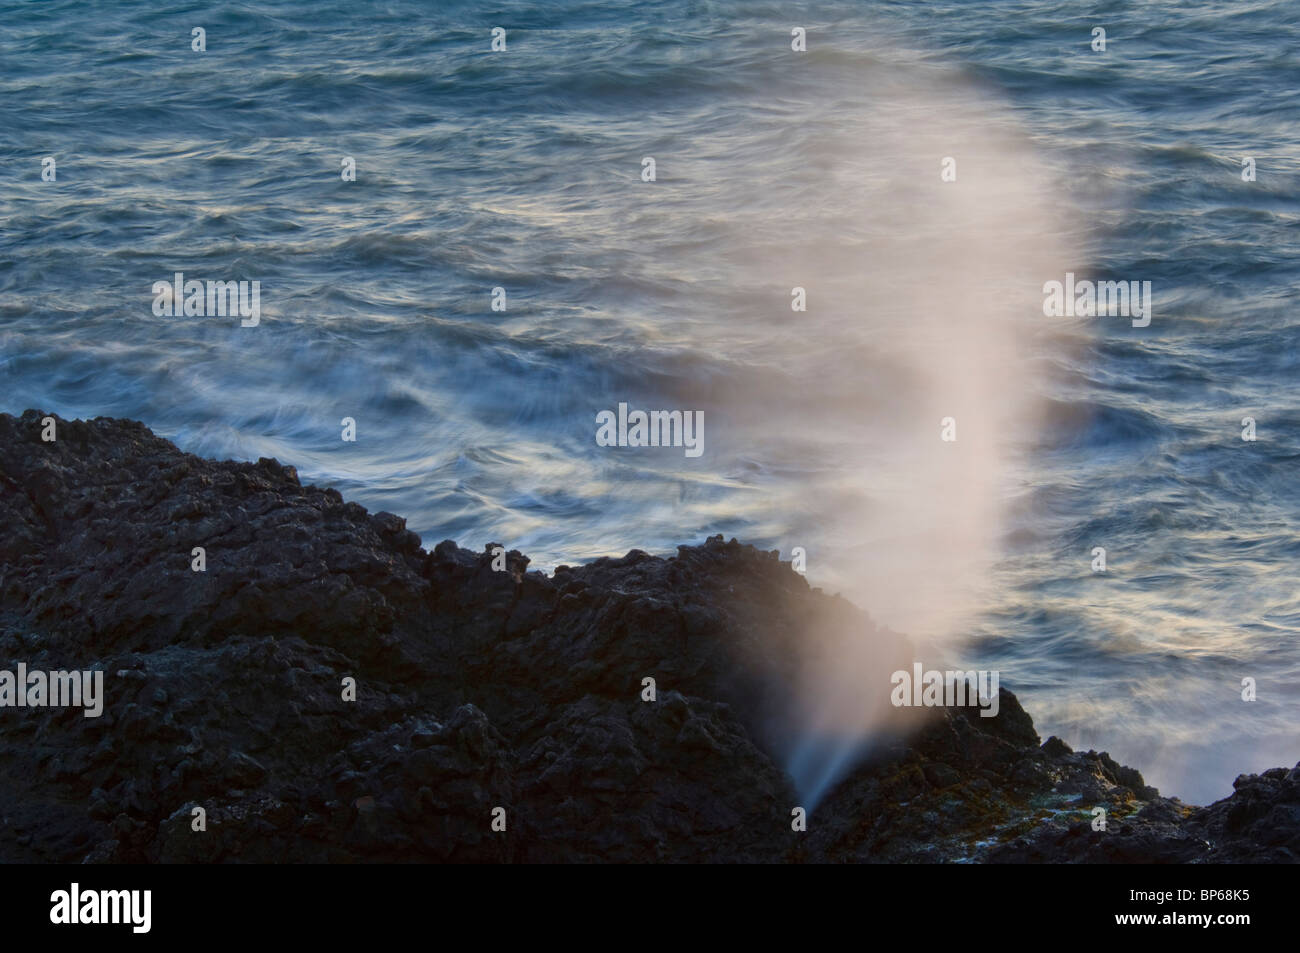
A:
0 410 1295 863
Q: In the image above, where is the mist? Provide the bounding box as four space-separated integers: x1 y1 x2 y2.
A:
674 49 1084 807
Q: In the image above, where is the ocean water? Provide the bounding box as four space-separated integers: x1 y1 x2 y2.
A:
2 0 1298 806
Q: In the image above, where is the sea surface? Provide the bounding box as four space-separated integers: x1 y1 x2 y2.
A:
2 0 1298 805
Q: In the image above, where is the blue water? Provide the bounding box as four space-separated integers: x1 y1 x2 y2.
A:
2 0 1298 806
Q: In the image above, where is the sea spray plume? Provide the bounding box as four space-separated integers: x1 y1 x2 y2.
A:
661 48 1081 808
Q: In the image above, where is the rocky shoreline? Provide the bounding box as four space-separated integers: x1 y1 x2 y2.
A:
0 409 1295 863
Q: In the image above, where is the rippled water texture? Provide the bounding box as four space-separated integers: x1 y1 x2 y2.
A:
2 0 1298 804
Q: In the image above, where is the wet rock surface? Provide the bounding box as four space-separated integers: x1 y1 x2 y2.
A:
0 411 1294 863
